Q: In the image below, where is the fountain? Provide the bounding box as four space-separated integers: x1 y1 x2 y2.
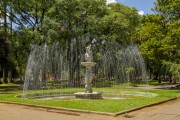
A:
22 42 149 100
74 45 102 99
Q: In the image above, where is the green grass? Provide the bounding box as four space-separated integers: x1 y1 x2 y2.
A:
0 87 180 113
148 80 171 86
0 84 23 91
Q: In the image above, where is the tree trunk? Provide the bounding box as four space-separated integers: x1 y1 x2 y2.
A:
169 75 172 83
2 1 8 84
57 63 61 81
158 74 161 84
3 68 8 84
153 73 159 80
158 79 161 84
158 64 162 83
75 38 81 86
3 1 7 36
67 40 74 87
10 7 13 39
149 68 152 79
8 70 13 83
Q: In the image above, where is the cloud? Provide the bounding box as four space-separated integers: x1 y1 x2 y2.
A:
138 11 144 16
106 0 117 4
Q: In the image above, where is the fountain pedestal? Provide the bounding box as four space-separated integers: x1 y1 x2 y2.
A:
81 62 95 93
74 45 102 99
74 62 102 99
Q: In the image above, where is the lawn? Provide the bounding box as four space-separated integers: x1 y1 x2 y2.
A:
0 84 23 91
0 85 180 113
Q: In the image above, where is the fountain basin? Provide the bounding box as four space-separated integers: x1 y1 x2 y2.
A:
74 92 102 99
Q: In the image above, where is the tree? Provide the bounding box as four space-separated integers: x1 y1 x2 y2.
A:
0 0 144 85
139 0 180 83
44 0 108 87
97 3 142 44
153 0 180 23
0 0 11 83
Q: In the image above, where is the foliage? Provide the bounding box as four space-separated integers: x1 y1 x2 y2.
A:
139 0 180 83
153 0 180 22
2 0 180 86
162 61 180 82
98 3 142 43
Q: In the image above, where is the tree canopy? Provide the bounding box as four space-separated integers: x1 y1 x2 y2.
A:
0 0 180 84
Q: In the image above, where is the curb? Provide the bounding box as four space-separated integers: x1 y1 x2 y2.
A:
0 97 178 117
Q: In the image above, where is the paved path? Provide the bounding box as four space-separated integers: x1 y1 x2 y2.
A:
0 103 116 120
121 98 180 120
0 98 180 120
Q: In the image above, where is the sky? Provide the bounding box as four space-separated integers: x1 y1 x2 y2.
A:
107 0 156 15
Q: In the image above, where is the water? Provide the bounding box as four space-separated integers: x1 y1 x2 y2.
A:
23 43 69 98
23 41 148 99
96 44 147 85
33 91 158 100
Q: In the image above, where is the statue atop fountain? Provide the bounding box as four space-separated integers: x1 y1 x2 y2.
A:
85 45 93 62
74 45 102 99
